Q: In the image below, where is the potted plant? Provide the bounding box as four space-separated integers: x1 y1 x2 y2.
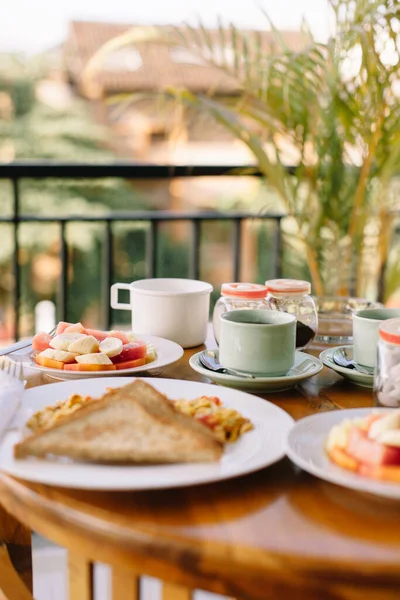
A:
83 0 400 299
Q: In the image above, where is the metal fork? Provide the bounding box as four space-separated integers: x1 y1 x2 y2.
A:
0 325 57 357
0 357 24 382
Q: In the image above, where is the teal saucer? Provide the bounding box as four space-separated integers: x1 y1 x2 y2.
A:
189 350 323 393
319 345 373 388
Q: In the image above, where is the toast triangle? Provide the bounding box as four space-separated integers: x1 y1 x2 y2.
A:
14 380 222 463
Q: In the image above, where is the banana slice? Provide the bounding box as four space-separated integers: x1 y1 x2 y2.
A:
39 348 57 359
38 348 78 363
376 429 400 447
145 342 157 363
75 353 112 365
368 410 400 439
99 337 123 357
53 350 79 363
49 333 87 351
68 336 99 355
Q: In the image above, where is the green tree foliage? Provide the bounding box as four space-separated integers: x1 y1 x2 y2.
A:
0 57 171 331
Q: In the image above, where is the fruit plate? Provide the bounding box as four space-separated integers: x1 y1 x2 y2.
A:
286 408 400 499
21 335 183 380
0 377 294 490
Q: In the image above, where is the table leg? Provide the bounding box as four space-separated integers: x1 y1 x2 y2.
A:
68 552 94 600
0 546 33 600
0 503 32 593
111 568 140 600
162 581 192 600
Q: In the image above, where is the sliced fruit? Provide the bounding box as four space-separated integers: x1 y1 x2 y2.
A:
75 352 112 365
35 355 65 370
347 426 400 467
55 321 73 335
99 337 123 358
32 332 52 352
64 363 116 372
145 352 156 364
37 348 77 363
107 330 130 344
114 357 146 370
49 333 87 351
53 350 78 364
111 341 147 364
85 328 110 342
368 410 400 440
376 430 400 447
328 447 358 472
68 336 99 355
38 348 58 359
359 464 400 483
64 323 87 334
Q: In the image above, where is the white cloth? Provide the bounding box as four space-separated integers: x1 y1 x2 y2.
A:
0 370 25 439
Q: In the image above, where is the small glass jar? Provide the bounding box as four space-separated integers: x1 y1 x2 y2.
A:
375 318 400 408
213 283 270 344
265 279 318 350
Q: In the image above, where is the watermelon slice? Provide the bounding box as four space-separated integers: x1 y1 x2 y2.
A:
347 427 400 467
55 321 73 335
32 332 52 352
63 323 87 334
84 328 110 342
111 342 147 364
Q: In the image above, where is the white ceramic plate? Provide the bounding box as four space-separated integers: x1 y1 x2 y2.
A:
286 408 400 499
0 377 293 490
189 350 323 393
319 346 373 388
21 335 183 380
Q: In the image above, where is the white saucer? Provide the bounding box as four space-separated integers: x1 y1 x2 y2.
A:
319 345 373 388
189 350 323 393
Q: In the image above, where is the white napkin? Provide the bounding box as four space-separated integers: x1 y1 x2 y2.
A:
0 370 25 439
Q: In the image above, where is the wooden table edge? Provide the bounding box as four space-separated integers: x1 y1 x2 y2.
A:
1 472 400 592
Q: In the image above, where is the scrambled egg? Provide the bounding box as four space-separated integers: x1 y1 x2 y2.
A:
27 394 94 432
173 396 253 443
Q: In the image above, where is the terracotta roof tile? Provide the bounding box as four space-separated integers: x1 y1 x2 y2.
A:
66 20 309 95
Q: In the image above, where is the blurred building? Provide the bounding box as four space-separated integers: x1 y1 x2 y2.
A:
62 21 307 282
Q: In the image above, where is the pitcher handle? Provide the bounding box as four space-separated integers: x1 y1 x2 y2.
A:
110 283 132 310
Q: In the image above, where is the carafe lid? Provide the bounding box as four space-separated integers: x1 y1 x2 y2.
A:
379 318 400 345
265 278 311 295
221 283 268 299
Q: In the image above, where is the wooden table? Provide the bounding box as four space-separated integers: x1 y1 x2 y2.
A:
1 341 400 600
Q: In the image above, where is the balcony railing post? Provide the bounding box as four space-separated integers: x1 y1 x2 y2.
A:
103 220 113 329
274 217 283 279
190 220 201 280
233 218 242 282
12 178 20 341
146 221 158 279
58 221 68 322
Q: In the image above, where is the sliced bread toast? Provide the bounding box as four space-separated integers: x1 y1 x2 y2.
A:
14 380 222 463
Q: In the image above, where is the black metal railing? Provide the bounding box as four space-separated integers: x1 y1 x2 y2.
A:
0 162 285 339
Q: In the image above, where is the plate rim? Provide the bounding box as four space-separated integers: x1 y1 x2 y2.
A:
0 376 294 490
286 407 400 499
190 350 323 384
22 334 184 378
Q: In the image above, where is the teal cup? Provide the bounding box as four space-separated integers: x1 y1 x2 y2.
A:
218 309 296 376
353 307 400 368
